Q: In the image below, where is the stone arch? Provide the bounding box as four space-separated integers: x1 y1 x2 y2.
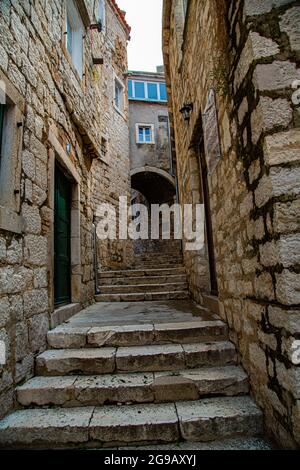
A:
130 166 176 204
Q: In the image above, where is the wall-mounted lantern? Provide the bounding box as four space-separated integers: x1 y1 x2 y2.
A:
180 103 193 122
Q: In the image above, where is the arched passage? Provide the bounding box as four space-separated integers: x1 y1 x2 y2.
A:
130 166 176 204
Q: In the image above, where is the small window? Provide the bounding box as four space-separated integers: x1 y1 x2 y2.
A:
65 0 84 78
134 81 145 99
136 124 154 144
114 76 124 112
95 0 106 32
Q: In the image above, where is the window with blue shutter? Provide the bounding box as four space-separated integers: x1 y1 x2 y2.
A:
159 83 167 101
147 83 158 100
128 80 133 98
134 81 145 99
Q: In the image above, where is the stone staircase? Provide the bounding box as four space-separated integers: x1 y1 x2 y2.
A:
0 304 270 449
96 266 189 302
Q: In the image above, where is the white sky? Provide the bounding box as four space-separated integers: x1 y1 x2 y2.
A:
116 0 163 72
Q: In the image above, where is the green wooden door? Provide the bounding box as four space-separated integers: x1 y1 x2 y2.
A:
54 164 71 306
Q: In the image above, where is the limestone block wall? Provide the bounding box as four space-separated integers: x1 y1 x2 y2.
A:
0 0 131 419
163 0 300 447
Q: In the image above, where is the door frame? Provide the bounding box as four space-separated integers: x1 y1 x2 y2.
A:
47 128 82 318
54 162 72 306
197 137 219 296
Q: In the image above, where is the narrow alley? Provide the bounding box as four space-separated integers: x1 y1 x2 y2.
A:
0 0 299 453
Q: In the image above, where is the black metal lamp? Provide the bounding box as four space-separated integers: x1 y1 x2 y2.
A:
180 103 193 121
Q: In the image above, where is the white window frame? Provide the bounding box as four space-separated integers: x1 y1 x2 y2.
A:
136 123 155 144
114 74 125 115
65 0 84 78
129 80 167 102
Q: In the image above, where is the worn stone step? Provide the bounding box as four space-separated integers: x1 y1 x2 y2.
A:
17 366 249 407
99 267 186 278
134 261 183 267
0 397 263 448
176 396 263 442
95 291 189 302
100 274 187 286
123 437 273 450
48 320 228 349
100 282 188 294
36 341 237 376
134 256 183 262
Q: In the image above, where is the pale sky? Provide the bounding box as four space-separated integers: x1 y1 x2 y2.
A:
116 0 164 72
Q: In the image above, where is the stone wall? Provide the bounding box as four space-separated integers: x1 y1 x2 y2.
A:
163 0 300 448
0 0 130 419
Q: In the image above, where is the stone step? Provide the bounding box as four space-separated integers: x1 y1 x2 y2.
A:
95 291 189 302
100 274 187 286
99 282 188 294
134 256 183 261
36 341 237 376
17 366 249 407
124 437 273 450
134 261 183 267
47 320 228 349
0 397 263 448
99 266 186 278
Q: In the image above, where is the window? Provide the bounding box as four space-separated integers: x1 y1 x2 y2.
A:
94 0 106 32
114 75 125 113
128 79 133 99
147 83 158 100
65 0 84 78
134 81 145 99
136 124 155 144
128 80 167 102
0 72 25 234
159 83 167 101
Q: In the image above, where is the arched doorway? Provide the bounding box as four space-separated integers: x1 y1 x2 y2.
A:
130 167 181 264
131 166 176 204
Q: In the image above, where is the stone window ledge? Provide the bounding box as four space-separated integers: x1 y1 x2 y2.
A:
0 206 24 234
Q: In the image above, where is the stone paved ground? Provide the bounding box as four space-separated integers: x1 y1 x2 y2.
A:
64 300 219 327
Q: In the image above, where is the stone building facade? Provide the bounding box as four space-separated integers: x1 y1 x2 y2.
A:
127 70 178 254
163 0 300 448
128 70 172 174
0 0 130 419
